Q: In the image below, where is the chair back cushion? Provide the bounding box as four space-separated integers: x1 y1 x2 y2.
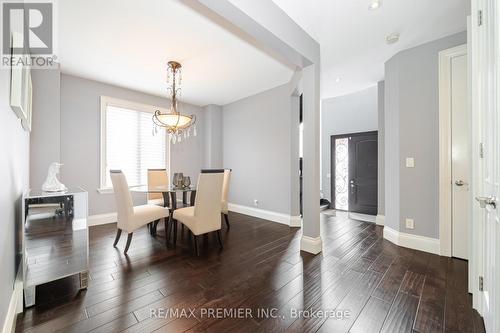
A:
194 172 224 229
110 170 134 229
147 169 168 201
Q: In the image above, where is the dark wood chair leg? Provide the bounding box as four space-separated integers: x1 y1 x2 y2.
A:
224 213 230 229
167 211 173 236
152 219 160 236
113 229 122 247
217 230 223 249
193 234 200 256
165 216 171 246
173 220 178 247
169 216 175 241
124 233 133 254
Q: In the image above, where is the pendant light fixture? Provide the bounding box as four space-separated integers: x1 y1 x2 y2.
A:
152 61 196 143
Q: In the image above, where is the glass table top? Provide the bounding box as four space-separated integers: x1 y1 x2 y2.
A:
130 185 196 193
27 187 87 199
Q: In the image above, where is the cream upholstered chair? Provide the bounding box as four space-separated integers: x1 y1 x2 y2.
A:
173 172 224 255
110 170 170 253
147 169 168 207
201 169 232 229
147 169 169 235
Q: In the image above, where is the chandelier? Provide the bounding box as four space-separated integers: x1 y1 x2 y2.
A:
152 61 196 144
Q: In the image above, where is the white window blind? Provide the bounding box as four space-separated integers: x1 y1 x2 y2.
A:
103 104 166 188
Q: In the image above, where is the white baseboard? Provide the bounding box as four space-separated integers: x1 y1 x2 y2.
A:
383 226 440 255
348 212 376 223
383 226 399 244
375 214 385 226
88 213 117 226
228 203 299 227
300 236 322 254
2 269 23 333
289 216 302 228
91 206 301 228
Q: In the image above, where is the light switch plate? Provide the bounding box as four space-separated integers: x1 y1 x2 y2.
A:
326 173 331 179
406 157 415 168
405 218 415 229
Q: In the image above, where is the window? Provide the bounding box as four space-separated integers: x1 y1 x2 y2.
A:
100 97 167 190
334 137 349 211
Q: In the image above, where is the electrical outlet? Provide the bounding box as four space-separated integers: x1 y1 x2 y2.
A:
254 199 259 207
405 218 415 229
406 157 415 168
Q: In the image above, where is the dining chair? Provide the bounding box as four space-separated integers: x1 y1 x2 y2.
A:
147 169 169 234
201 169 232 229
172 172 224 255
110 170 170 254
147 169 169 206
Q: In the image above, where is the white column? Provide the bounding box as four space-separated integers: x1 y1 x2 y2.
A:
300 64 322 254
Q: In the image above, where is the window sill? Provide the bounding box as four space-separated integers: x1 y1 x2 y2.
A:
97 188 114 194
97 185 146 194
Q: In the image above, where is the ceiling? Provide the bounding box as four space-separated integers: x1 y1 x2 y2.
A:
272 0 469 99
57 0 294 106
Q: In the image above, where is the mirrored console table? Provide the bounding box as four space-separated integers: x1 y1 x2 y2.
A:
23 187 89 307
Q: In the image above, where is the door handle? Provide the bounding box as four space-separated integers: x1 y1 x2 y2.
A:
350 180 356 195
475 196 497 209
455 180 467 186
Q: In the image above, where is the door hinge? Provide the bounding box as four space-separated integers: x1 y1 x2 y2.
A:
479 143 485 158
478 10 483 26
479 276 484 291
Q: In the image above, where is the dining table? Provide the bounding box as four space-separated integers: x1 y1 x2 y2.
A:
130 185 196 244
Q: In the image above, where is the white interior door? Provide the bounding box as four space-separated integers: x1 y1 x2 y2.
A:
476 67 499 333
451 53 470 260
471 0 500 331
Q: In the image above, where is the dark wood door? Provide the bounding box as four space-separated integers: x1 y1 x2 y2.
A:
348 132 378 215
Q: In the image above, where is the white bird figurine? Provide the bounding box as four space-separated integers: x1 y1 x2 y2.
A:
42 162 67 192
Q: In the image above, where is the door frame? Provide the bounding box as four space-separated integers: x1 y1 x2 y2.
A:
438 44 468 257
330 130 378 211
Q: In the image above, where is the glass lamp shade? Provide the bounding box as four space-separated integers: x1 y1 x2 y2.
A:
154 112 193 129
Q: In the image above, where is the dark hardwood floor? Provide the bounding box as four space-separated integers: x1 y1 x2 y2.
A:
16 211 485 333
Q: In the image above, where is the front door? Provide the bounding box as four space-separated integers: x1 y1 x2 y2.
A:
348 132 378 215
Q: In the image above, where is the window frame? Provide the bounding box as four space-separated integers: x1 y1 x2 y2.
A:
98 96 170 193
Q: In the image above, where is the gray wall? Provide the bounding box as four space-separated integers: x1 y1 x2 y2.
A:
222 83 292 215
321 86 378 202
384 31 467 237
0 69 30 329
377 81 385 216
59 74 205 215
203 104 223 168
30 67 61 189
384 54 400 231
